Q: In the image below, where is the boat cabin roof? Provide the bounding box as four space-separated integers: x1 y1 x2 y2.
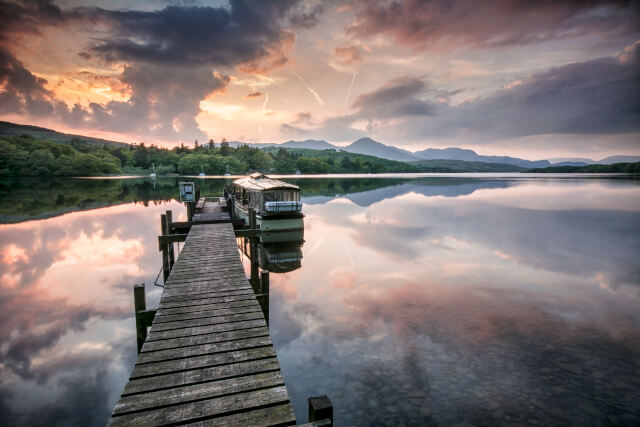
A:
233 173 299 191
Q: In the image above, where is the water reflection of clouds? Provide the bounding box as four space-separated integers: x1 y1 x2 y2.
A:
274 179 640 423
0 200 184 426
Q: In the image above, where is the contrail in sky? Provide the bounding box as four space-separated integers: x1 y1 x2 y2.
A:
262 93 269 112
293 70 325 106
344 70 357 107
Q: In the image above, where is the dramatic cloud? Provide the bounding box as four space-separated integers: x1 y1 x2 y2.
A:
347 0 640 50
0 0 315 141
84 1 300 72
295 41 640 145
246 91 263 98
0 48 54 117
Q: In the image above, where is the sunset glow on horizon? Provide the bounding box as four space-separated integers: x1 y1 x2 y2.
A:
1 0 639 159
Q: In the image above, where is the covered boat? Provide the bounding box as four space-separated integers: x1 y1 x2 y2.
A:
230 172 303 231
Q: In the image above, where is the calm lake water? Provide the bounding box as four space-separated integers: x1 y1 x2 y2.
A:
0 175 639 426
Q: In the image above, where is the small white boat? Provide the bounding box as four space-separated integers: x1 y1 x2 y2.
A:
150 163 156 178
224 164 230 176
199 165 205 177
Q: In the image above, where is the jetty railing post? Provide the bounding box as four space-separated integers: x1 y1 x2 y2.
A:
260 270 270 325
308 395 333 426
134 283 147 354
248 207 256 229
186 202 195 222
248 208 259 289
166 210 175 268
160 213 170 282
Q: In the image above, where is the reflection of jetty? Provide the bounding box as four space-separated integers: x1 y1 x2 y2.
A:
107 196 331 426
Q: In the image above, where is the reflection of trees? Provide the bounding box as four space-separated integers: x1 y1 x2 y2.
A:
0 177 519 223
0 178 232 222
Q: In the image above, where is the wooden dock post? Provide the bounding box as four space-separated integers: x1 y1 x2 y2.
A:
309 395 333 426
134 283 147 353
160 214 170 282
259 270 270 325
248 209 259 290
248 207 256 229
165 210 175 268
186 201 195 222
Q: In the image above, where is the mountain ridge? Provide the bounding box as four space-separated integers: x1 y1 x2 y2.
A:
2 120 637 168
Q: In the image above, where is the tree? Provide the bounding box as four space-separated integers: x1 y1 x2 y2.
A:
208 139 215 149
220 138 231 156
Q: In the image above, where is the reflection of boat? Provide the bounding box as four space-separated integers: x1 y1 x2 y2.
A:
240 230 304 273
258 242 303 273
230 172 303 231
224 164 230 176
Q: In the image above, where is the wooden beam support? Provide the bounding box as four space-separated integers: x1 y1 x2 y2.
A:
234 228 261 238
166 210 175 267
134 284 147 354
309 395 333 426
158 234 188 249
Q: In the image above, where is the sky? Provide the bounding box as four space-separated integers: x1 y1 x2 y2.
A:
0 0 639 159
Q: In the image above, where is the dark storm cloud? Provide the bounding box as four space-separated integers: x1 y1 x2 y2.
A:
351 76 440 118
246 91 263 98
0 47 54 116
347 0 640 50
82 64 230 140
0 1 317 141
84 1 301 71
423 42 640 139
0 0 64 40
296 42 640 143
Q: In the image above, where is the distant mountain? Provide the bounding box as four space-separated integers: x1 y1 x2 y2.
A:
343 137 418 162
549 156 640 165
0 120 129 148
599 155 640 164
281 139 336 150
414 147 551 169
548 157 595 164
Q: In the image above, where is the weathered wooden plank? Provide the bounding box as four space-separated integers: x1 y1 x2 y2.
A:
141 326 269 353
182 403 296 426
113 371 285 416
146 318 267 342
137 336 273 365
123 357 281 396
110 221 295 425
155 298 258 316
107 386 291 426
130 346 276 379
157 293 256 310
159 290 254 305
153 303 261 323
148 310 264 332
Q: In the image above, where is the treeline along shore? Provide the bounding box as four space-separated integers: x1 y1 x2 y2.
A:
0 134 421 176
2 134 639 177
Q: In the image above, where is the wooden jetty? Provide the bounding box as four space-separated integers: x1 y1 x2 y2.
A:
107 198 308 426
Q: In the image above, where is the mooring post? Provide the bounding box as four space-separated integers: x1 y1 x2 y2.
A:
160 213 170 282
308 395 333 426
249 237 259 291
186 202 195 222
248 207 256 229
260 270 270 325
165 210 175 267
134 283 147 354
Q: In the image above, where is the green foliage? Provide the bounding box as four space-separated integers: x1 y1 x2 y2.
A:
528 162 640 173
